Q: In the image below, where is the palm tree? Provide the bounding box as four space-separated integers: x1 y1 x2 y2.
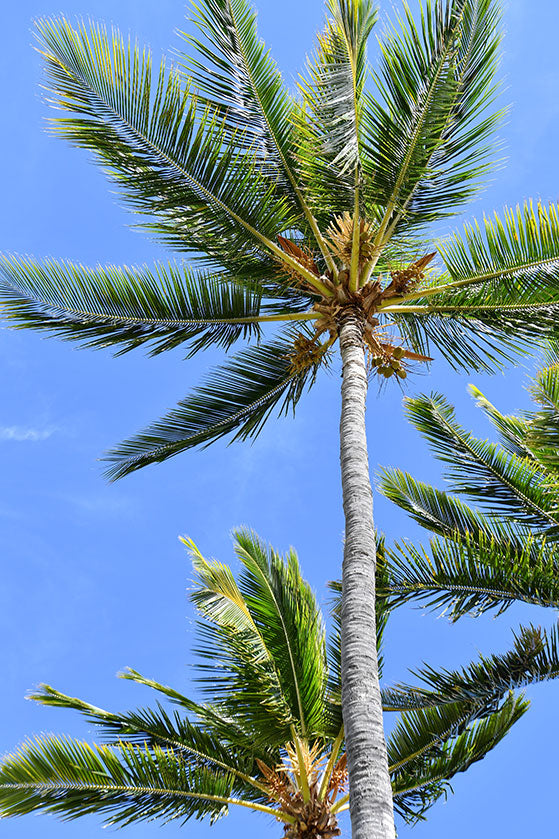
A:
0 529 552 837
3 1 559 835
379 357 559 692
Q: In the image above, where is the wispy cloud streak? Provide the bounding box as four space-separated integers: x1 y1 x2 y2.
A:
0 425 56 442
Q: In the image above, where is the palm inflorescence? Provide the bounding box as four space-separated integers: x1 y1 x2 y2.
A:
2 0 559 480
0 531 542 834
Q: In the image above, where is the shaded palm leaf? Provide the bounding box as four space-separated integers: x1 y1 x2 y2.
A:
391 694 527 824
103 328 327 480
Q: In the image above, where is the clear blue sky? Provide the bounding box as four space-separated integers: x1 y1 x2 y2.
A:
1 2 558 837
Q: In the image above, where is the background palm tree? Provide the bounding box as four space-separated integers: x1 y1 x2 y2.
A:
0 529 551 837
3 1 559 835
379 356 559 708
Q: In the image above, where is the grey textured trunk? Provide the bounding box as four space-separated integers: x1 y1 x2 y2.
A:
338 310 395 839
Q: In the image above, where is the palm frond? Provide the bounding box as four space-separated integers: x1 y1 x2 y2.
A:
181 0 334 268
0 736 269 826
28 685 268 787
0 255 297 356
402 393 557 528
382 203 559 369
468 384 533 459
392 693 527 824
189 530 329 742
387 531 559 618
383 624 559 711
103 328 327 480
36 18 316 282
118 669 262 752
367 0 503 245
378 467 521 542
527 363 559 470
297 0 378 217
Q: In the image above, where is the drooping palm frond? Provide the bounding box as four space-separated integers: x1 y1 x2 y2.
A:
103 327 329 480
28 685 271 788
382 624 559 711
0 736 272 826
391 693 527 824
366 0 503 246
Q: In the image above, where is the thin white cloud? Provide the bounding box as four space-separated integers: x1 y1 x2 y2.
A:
0 425 56 442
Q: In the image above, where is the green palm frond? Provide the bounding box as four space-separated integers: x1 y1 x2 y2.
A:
366 0 503 246
0 255 303 356
0 736 277 826
187 530 329 744
383 625 559 711
103 328 327 480
118 669 263 753
391 693 527 824
28 685 270 785
378 467 522 542
381 203 559 370
181 0 335 268
402 392 557 527
297 0 378 217
387 531 559 618
528 363 559 470
468 384 533 459
36 18 318 283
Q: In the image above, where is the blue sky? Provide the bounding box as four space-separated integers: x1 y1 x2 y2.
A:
1 1 558 837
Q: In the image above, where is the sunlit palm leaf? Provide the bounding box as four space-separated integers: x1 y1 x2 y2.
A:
36 18 298 271
367 0 503 245
0 737 250 826
387 531 559 618
402 392 558 527
0 255 288 356
298 0 378 217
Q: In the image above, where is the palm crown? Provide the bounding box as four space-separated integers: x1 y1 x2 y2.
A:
0 530 546 834
1 0 559 479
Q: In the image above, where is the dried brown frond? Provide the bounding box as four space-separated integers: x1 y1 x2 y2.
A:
277 236 322 290
384 252 437 296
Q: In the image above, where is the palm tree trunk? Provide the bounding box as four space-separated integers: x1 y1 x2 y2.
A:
338 308 395 839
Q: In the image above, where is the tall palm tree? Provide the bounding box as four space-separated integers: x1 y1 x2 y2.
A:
3 1 559 835
0 529 552 837
379 357 559 686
